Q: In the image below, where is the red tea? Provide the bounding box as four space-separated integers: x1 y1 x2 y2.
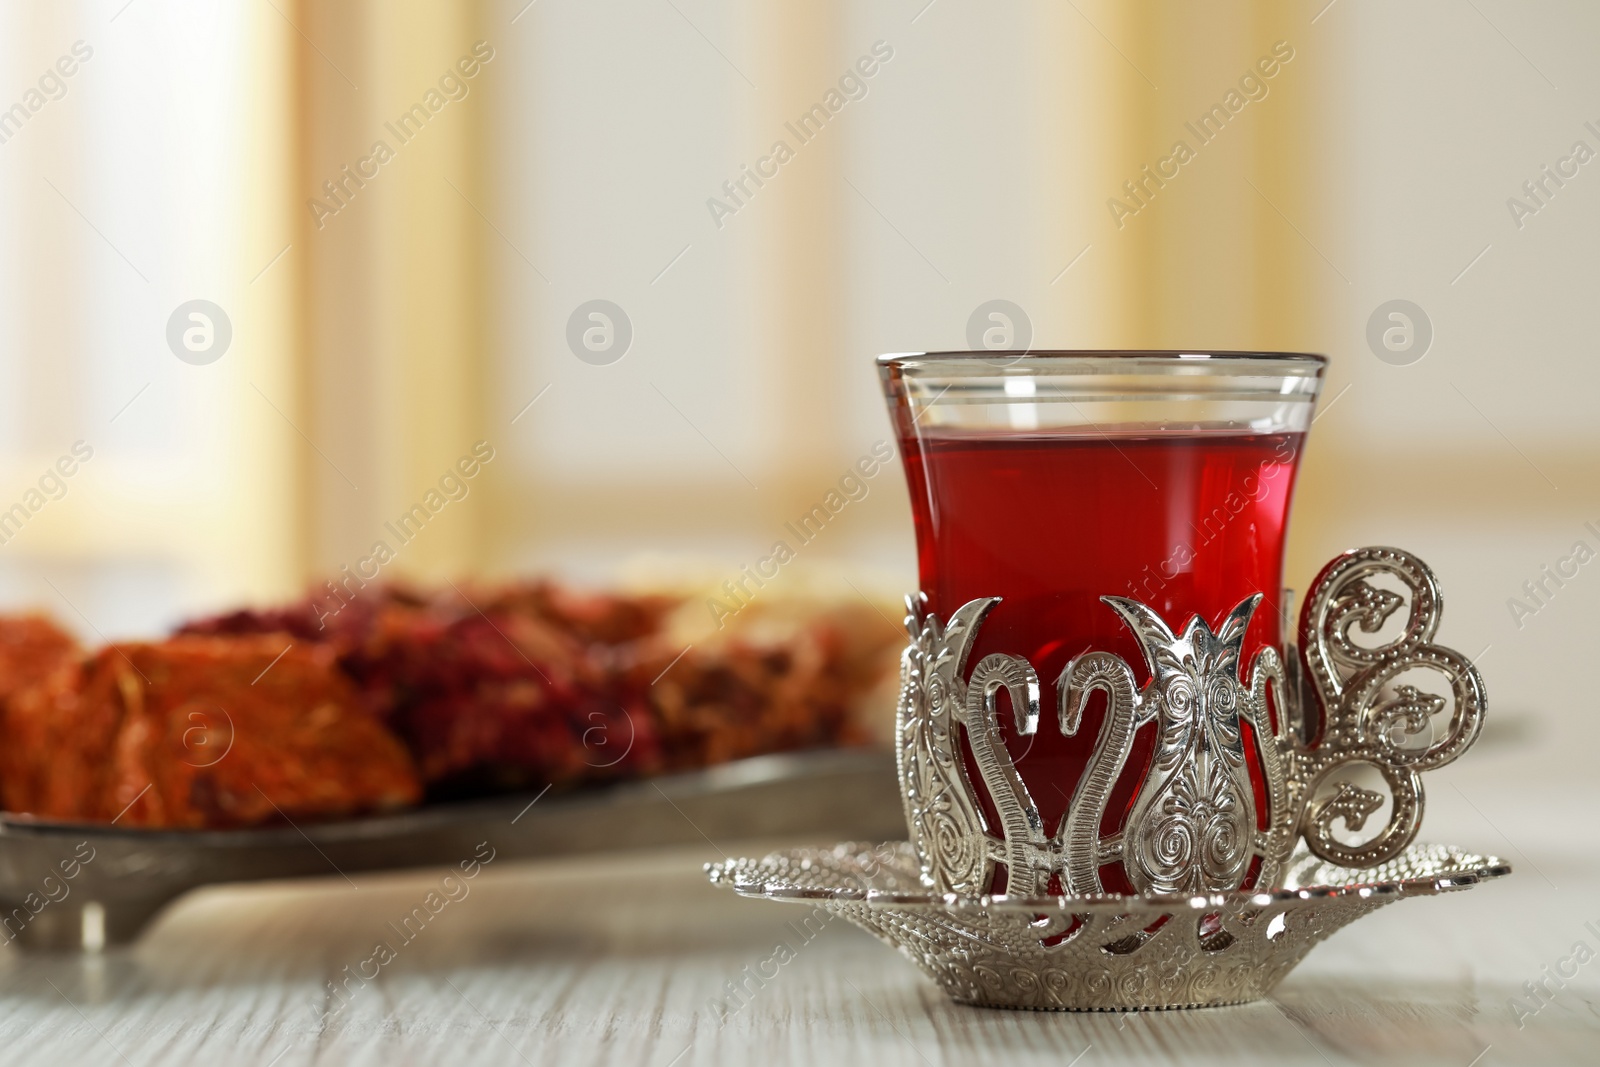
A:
897 428 1305 892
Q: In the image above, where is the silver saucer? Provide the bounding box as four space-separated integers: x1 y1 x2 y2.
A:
707 840 1508 1011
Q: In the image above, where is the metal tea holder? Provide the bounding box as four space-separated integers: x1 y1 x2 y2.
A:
709 547 1509 1010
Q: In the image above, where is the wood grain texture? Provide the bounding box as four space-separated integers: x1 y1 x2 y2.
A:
0 721 1594 1066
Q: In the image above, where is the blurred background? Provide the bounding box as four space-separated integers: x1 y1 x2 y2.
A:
0 0 1593 738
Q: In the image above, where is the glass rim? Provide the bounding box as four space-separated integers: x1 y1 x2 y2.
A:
878 349 1328 369
880 349 1326 433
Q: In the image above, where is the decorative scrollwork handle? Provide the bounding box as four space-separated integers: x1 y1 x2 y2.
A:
1296 546 1487 867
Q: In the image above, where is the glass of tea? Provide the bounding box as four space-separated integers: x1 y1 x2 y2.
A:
879 350 1326 893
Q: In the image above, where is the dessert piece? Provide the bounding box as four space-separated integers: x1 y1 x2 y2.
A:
181 579 902 795
0 617 92 825
0 575 901 828
638 599 898 770
0 614 81 703
171 576 904 808
480 580 679 646
185 584 665 795
343 596 663 793
1 636 420 827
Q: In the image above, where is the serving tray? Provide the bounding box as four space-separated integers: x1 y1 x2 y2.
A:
0 748 901 949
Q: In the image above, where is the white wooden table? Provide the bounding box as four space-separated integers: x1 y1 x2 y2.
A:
0 711 1594 1066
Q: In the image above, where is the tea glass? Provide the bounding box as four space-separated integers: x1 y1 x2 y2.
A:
879 350 1326 893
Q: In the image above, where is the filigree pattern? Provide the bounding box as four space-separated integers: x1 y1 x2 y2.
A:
895 596 995 895
900 591 1299 897
897 597 1049 894
718 547 1496 1011
1096 595 1270 895
1296 547 1487 867
894 546 1486 896
707 840 1508 1011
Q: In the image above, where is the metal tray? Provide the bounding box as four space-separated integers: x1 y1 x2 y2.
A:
0 748 900 950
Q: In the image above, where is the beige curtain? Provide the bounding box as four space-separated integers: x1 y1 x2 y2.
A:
276 1 1337 589
288 0 491 585
1092 3 1338 583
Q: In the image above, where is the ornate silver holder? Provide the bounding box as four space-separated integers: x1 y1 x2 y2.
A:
708 840 1508 1011
707 547 1510 1010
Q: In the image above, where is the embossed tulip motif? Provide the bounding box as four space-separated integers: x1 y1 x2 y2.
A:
1094 594 1268 895
896 546 1487 899
1055 592 1299 896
